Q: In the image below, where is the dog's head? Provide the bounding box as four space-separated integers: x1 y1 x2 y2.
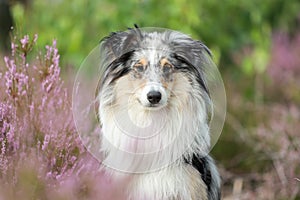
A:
98 27 212 118
96 27 217 169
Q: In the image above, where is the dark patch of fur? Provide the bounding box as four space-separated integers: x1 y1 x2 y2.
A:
184 155 221 200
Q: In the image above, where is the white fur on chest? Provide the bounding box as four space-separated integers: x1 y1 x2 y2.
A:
100 105 210 199
108 165 208 200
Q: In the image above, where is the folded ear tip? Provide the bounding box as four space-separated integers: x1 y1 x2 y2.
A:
199 42 212 57
100 26 144 62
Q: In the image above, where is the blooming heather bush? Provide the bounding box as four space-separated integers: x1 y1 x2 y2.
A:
0 35 125 200
248 31 300 199
220 30 300 199
0 34 79 177
243 104 300 199
267 31 300 102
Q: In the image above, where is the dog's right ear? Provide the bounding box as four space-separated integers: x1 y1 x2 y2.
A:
100 26 143 64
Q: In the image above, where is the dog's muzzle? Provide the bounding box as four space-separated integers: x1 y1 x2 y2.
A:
140 82 167 109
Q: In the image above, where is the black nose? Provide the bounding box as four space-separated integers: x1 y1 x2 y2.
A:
147 91 162 104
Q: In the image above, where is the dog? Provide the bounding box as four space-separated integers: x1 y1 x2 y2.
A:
97 26 221 200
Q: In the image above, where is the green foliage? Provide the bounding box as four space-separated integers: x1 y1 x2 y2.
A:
11 0 300 69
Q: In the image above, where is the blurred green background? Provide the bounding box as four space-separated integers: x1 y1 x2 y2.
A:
7 0 299 68
1 0 300 198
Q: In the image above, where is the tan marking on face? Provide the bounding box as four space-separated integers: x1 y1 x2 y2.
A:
133 58 148 75
160 58 174 88
160 58 171 67
136 58 148 66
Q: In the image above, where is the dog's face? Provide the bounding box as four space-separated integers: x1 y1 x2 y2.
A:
98 29 212 117
97 27 216 171
128 52 173 110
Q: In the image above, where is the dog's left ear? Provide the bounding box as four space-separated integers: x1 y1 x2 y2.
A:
168 33 214 121
169 34 212 94
168 32 212 64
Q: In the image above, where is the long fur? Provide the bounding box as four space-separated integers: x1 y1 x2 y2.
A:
97 26 221 200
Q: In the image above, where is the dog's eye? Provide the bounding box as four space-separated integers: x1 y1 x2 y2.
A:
133 63 145 72
162 63 173 74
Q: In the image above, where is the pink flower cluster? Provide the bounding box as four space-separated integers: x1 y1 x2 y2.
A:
268 31 300 84
239 31 300 199
250 105 300 199
1 35 80 177
0 102 14 175
0 35 127 199
4 56 29 99
41 40 61 93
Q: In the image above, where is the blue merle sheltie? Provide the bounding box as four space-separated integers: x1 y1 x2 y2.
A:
97 25 221 200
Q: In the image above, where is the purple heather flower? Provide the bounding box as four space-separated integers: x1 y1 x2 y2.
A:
0 34 108 200
20 35 29 49
0 142 8 175
10 42 17 56
42 134 50 151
